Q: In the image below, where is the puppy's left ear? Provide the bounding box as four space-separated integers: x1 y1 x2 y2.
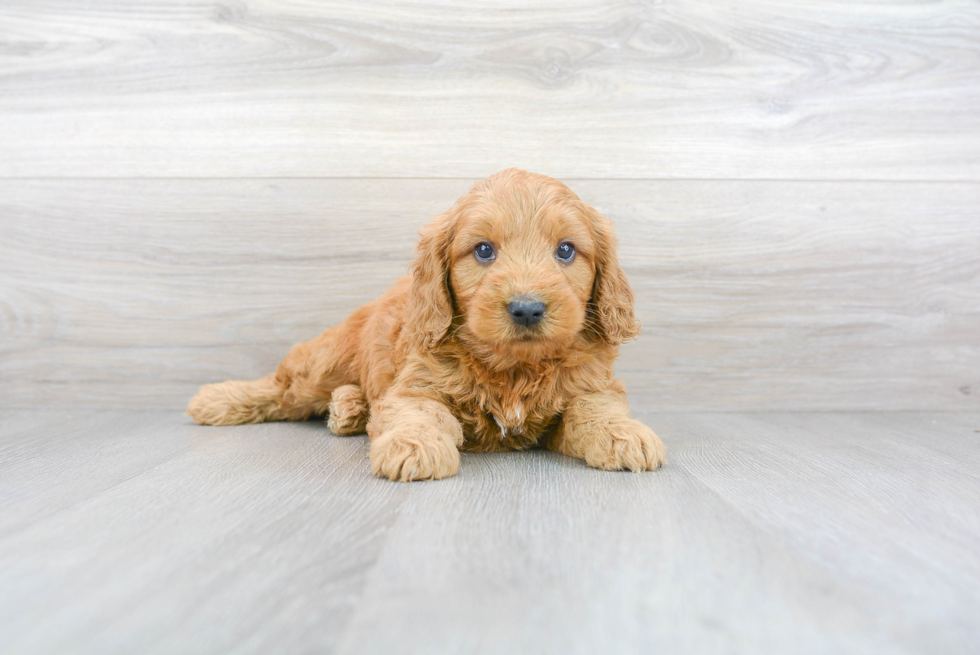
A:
586 206 640 345
406 211 457 350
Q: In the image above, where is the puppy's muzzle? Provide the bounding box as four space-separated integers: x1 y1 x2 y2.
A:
507 296 545 327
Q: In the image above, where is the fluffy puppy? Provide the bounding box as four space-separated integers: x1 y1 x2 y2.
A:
187 169 665 481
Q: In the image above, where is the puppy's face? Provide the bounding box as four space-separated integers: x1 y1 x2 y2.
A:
449 192 595 359
408 169 638 361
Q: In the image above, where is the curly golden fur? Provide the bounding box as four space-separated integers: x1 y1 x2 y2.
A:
188 169 666 481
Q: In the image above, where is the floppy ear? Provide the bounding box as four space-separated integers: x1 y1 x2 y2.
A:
406 211 457 350
586 206 640 345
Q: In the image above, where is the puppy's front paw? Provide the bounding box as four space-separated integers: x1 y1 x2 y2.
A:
370 425 460 482
583 419 666 472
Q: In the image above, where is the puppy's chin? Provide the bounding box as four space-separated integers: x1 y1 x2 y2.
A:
502 337 574 363
459 322 580 365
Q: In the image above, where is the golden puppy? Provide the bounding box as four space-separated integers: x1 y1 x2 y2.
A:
187 169 665 481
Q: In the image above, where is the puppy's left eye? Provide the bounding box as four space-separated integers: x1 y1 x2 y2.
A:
555 241 576 263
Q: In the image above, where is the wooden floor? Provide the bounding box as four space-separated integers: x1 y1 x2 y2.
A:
1 410 978 654
2 2 978 653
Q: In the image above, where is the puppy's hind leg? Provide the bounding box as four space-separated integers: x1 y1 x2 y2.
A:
188 323 358 426
187 374 305 426
327 384 369 435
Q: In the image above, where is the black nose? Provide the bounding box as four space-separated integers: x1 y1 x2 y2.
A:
508 297 546 327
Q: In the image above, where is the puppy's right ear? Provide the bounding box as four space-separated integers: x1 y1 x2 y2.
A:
406 211 457 350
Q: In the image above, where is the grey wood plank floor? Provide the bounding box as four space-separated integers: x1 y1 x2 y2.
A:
1 410 977 654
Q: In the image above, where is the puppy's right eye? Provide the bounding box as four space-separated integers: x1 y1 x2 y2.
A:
474 242 496 262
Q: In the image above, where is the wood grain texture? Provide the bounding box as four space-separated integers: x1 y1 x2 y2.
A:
2 178 978 410
337 410 980 654
1 1 978 179
0 410 410 655
3 2 978 652
1 410 978 653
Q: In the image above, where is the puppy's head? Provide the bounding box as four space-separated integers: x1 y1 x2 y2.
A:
407 169 638 360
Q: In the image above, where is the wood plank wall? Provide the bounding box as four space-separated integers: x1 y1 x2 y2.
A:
1 1 978 410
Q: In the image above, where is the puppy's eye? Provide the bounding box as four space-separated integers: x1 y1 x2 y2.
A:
474 242 496 262
555 241 576 263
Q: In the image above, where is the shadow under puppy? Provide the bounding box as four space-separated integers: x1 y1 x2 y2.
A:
188 168 666 481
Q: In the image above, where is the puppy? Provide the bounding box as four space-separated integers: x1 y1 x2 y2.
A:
187 169 666 481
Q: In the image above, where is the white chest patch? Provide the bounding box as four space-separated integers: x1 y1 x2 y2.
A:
492 402 526 440
493 414 507 440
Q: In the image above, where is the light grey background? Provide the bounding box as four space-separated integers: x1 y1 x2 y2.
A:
2 0 978 410
2 3 980 654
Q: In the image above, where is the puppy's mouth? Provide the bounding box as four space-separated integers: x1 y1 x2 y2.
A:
509 323 546 341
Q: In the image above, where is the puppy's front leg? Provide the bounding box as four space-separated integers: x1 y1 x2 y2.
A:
548 382 666 472
367 393 464 482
